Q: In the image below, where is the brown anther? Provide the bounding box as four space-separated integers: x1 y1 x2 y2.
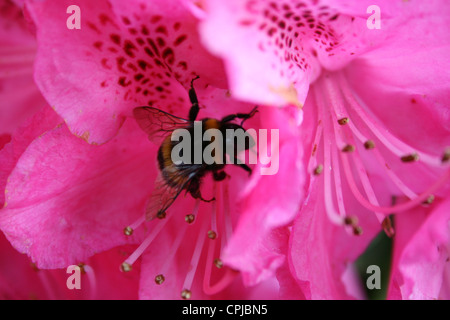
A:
353 226 363 236
381 216 395 238
401 153 419 163
78 263 86 274
364 140 375 150
120 262 132 272
30 263 39 272
155 274 165 285
442 149 450 163
157 210 167 219
123 226 133 236
214 258 224 269
342 144 355 153
337 117 349 125
185 214 195 224
344 216 358 226
181 289 192 300
313 164 323 175
208 230 217 239
422 194 435 206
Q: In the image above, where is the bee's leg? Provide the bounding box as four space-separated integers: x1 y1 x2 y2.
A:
229 155 253 176
235 163 252 176
188 76 200 121
231 157 252 176
189 177 216 202
213 170 229 181
221 106 258 125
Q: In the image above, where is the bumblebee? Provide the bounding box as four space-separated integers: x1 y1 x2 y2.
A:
133 77 258 220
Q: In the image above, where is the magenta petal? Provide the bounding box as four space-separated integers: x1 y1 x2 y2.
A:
0 118 156 268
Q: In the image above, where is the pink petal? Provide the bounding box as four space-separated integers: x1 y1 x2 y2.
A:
288 173 381 299
0 0 45 134
0 118 156 268
0 105 62 207
223 106 305 286
0 231 140 299
198 0 399 107
275 227 306 300
388 198 450 300
27 0 225 144
345 1 450 155
137 208 282 299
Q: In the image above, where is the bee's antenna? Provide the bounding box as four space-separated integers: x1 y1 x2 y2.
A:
191 75 200 88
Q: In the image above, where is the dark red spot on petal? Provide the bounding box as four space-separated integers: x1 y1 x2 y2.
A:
99 14 117 28
141 25 149 35
87 21 101 34
116 56 128 73
137 60 149 70
124 40 137 58
93 41 103 50
156 37 165 47
177 61 187 70
101 58 112 70
147 38 160 57
144 47 155 57
162 48 175 64
155 25 168 35
154 58 164 68
127 62 138 72
329 14 339 21
118 76 131 87
151 15 162 23
110 34 121 45
122 16 131 25
136 37 145 46
174 34 187 46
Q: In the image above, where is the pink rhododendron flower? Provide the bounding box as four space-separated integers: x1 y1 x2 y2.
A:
0 0 303 299
199 0 450 299
0 0 45 135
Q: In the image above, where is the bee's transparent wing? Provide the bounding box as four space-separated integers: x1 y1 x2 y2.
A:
133 106 190 144
144 170 194 221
